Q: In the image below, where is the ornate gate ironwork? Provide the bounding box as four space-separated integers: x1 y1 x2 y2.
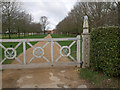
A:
0 36 81 69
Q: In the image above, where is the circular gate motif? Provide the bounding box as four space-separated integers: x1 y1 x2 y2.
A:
4 48 16 59
33 47 44 58
60 46 71 56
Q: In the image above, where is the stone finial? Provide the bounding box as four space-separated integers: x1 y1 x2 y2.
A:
83 15 89 34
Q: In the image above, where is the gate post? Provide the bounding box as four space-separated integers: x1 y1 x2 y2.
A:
82 16 90 68
77 35 80 67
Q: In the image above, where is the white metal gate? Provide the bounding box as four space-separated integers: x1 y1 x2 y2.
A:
0 35 81 69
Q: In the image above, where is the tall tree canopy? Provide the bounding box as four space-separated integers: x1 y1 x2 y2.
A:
2 0 42 38
56 2 119 34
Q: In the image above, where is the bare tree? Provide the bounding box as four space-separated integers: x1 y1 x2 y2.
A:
56 2 118 34
13 11 32 38
2 1 42 38
29 23 42 33
40 16 49 34
2 1 21 38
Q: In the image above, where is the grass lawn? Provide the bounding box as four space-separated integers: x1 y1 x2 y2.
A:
51 34 77 38
1 34 47 39
79 68 120 88
0 34 47 64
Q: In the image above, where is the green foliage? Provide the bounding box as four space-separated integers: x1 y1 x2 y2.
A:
90 26 120 77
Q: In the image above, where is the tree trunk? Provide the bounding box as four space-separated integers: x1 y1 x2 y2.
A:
24 31 25 37
44 30 45 34
19 32 20 38
18 28 20 38
8 12 11 39
8 28 11 39
8 21 11 39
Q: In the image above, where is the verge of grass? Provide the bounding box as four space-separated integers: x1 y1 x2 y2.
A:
1 34 47 64
2 34 47 39
79 68 120 88
51 34 77 38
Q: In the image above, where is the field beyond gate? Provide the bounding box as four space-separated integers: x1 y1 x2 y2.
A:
0 34 81 69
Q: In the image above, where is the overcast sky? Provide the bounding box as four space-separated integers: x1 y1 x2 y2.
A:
20 0 119 30
21 0 77 30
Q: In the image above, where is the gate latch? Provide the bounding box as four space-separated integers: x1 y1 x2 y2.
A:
80 61 83 68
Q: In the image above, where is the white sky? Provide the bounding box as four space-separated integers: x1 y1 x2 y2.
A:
18 0 119 30
20 0 77 30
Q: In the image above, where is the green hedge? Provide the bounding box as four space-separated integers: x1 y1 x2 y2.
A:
90 26 120 77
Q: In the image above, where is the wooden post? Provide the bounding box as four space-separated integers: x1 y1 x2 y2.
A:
23 42 26 64
82 16 90 68
51 41 54 65
77 35 80 67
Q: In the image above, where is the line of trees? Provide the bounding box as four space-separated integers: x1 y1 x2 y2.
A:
1 1 42 39
56 2 120 34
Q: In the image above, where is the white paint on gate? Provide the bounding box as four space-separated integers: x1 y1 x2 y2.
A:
0 36 81 69
4 48 16 59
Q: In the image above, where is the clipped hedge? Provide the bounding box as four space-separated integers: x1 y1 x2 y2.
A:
90 26 120 77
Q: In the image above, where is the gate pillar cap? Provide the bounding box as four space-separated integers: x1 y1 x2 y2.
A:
83 15 89 34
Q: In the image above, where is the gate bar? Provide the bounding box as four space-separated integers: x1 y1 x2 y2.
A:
51 41 54 65
77 35 81 67
23 42 26 64
0 38 79 42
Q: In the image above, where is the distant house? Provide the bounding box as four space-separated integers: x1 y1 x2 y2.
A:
44 29 56 34
45 30 51 34
51 29 56 34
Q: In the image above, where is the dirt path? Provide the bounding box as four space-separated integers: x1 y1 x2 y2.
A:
2 34 91 88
